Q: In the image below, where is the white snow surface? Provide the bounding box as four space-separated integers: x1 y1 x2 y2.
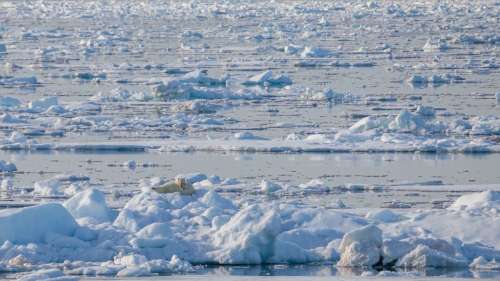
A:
0 187 499 278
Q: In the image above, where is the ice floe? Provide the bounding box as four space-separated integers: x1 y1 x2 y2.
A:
0 187 498 278
0 160 17 173
242 70 292 87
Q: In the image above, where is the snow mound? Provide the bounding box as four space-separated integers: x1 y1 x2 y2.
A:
242 70 292 87
212 204 282 264
113 191 174 232
338 225 383 267
0 203 77 244
365 210 403 223
301 88 354 103
28 97 58 113
301 46 334 58
63 189 113 223
260 179 282 193
396 244 467 268
470 256 500 270
34 179 63 196
448 191 500 211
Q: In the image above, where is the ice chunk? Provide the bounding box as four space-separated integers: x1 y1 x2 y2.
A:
338 225 383 267
260 180 282 194
212 204 281 264
284 44 303 55
176 173 208 184
233 132 268 140
152 77 250 100
349 116 388 133
396 244 467 268
179 70 228 86
242 70 292 87
0 96 21 107
116 266 152 277
222 178 239 185
34 179 63 196
44 105 67 115
0 112 26 124
182 31 203 39
0 160 17 172
1 177 13 191
448 191 500 211
71 72 106 81
0 203 77 244
115 254 151 277
415 105 436 117
299 179 330 193
365 209 403 223
131 225 176 249
114 254 193 277
407 75 428 85
7 131 28 144
113 191 176 232
271 225 344 263
388 110 425 132
382 239 413 264
469 256 500 270
301 46 333 58
28 97 58 112
333 199 347 209
137 222 173 239
63 189 113 223
304 134 329 143
0 76 38 86
168 255 194 272
301 89 352 103
200 190 236 210
407 74 462 87
422 38 448 52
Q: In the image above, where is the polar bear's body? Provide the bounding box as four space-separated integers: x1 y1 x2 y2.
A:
153 177 195 195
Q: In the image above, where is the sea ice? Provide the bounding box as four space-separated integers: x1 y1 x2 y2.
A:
260 180 282 194
63 189 113 223
448 191 500 211
0 160 17 173
0 203 77 244
242 70 292 87
337 225 383 267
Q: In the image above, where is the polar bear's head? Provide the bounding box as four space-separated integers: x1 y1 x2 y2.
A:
175 177 187 189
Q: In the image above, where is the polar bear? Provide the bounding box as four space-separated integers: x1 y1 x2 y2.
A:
152 177 196 195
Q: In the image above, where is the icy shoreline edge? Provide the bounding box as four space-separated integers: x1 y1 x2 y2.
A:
1 139 499 154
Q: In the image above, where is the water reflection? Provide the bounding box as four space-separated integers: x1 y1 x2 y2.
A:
182 264 500 279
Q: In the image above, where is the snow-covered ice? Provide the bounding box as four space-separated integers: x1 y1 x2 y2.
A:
0 187 499 279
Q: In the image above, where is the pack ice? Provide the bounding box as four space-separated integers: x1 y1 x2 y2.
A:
0 185 499 278
0 0 499 279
